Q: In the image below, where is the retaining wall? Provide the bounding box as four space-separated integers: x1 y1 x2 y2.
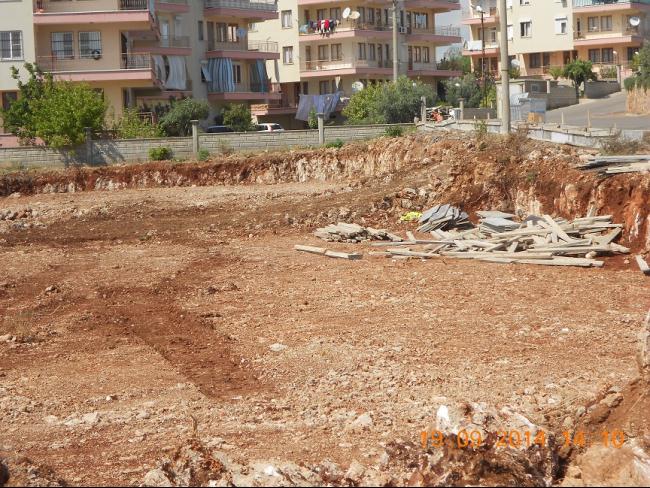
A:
585 81 620 99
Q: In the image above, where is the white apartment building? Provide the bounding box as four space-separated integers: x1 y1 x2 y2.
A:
250 0 463 127
462 0 649 78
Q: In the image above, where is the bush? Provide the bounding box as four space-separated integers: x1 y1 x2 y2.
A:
599 66 617 80
324 138 344 148
149 146 172 161
158 99 209 137
222 104 254 132
343 76 436 125
562 60 597 98
548 66 563 81
443 73 491 108
385 126 404 138
625 43 650 91
197 148 210 161
114 108 161 139
308 107 318 129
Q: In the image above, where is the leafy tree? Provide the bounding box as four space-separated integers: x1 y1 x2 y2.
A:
548 66 563 81
437 48 471 75
307 107 319 129
343 77 436 125
625 42 650 91
443 73 486 108
562 59 597 98
222 103 255 132
158 98 209 136
113 108 162 139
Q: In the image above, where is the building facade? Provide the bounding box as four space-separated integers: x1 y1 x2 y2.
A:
462 0 649 78
0 0 281 134
250 0 463 127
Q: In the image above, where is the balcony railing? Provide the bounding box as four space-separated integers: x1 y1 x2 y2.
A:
300 57 392 71
464 40 499 51
299 22 460 36
461 2 498 20
207 39 278 52
573 0 650 7
204 0 276 11
158 0 187 4
36 53 153 72
208 81 281 94
34 0 149 11
409 25 461 36
133 35 190 49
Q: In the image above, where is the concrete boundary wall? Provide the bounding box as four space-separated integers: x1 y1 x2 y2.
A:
0 124 412 169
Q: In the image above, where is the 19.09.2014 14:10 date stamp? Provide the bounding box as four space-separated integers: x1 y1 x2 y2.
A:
420 429 627 450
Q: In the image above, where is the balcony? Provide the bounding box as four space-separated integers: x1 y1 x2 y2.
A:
407 25 462 43
206 39 280 59
297 0 460 10
131 35 191 55
300 57 393 77
573 26 645 45
461 4 499 25
572 0 650 12
35 53 158 83
299 22 393 41
33 0 155 26
207 82 282 101
203 0 278 21
462 40 499 56
250 100 299 116
407 61 462 77
156 0 189 13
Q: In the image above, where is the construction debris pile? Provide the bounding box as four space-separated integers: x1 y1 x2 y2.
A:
314 222 403 243
578 154 650 175
416 204 470 232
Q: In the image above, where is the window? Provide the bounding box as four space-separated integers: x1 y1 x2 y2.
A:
283 46 293 64
302 81 309 94
316 9 326 20
331 43 342 61
330 8 340 21
331 79 337 92
79 32 101 58
281 10 292 28
317 45 328 61
554 17 567 35
1 91 17 111
249 22 258 32
529 52 541 68
305 45 311 62
233 63 241 84
319 80 329 95
601 47 613 63
368 43 375 61
51 32 73 59
543 52 550 66
0 31 23 60
520 21 531 37
587 16 598 32
367 8 374 25
423 46 429 63
358 7 365 23
600 16 612 31
413 46 421 63
198 21 204 41
588 48 600 63
358 42 367 60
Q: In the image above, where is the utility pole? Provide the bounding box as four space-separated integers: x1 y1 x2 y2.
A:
498 0 510 133
478 6 486 107
392 0 398 82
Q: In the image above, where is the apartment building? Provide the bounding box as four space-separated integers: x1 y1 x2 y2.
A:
250 0 462 127
462 0 648 78
0 0 280 135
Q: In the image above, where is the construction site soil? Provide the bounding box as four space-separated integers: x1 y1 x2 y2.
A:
0 132 649 486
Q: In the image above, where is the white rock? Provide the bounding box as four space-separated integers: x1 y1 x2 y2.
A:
143 468 172 487
350 413 373 430
345 460 365 482
269 343 288 352
82 412 100 425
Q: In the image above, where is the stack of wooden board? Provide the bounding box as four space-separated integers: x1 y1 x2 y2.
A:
417 204 471 232
314 222 403 243
371 212 629 268
577 155 650 175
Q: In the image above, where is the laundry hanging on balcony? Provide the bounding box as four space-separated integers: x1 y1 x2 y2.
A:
206 58 235 93
152 55 166 83
249 60 268 93
295 92 342 121
165 55 187 90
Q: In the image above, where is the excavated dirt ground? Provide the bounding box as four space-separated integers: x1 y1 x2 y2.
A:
0 133 649 486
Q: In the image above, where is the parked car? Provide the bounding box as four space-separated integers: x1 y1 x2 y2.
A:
256 123 285 132
206 125 234 133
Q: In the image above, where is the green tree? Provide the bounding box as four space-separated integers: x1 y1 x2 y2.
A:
158 98 209 136
548 66 563 81
443 73 486 108
343 77 436 125
437 48 472 75
0 63 107 148
113 108 162 139
222 103 255 132
625 43 650 91
562 59 597 98
307 107 319 129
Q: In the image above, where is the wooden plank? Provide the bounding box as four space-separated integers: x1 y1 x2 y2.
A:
295 244 327 255
635 255 650 276
324 250 363 260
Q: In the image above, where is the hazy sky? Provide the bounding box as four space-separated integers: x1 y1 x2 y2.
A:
437 0 469 57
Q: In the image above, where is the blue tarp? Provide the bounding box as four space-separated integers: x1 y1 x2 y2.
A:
295 92 342 121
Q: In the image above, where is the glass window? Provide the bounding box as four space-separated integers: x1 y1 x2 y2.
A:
198 21 204 41
317 45 328 61
319 80 329 95
529 52 541 68
283 46 293 64
281 10 292 28
588 48 600 63
331 43 342 61
1 91 18 111
0 31 23 60
316 9 326 20
368 43 375 61
601 48 613 64
233 64 241 84
79 32 101 58
51 32 73 59
330 8 340 21
520 21 531 37
600 16 612 31
358 42 367 60
423 46 429 63
587 17 598 32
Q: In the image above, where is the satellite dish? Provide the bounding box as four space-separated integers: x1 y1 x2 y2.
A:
349 11 360 20
511 59 521 68
236 27 247 37
629 16 641 27
351 81 364 93
342 7 351 19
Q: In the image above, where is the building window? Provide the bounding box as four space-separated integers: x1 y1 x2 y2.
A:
281 10 292 28
423 46 429 63
555 18 567 35
319 80 329 95
302 81 309 94
358 7 365 23
198 21 204 41
543 52 550 66
331 79 337 92
529 52 541 68
79 32 101 58
317 45 328 61
588 48 600 63
51 32 74 59
330 8 341 21
520 21 531 37
283 46 293 64
331 43 342 61
0 31 23 60
413 46 421 63
233 64 241 84
1 91 17 111
249 22 258 32
358 42 367 60
600 16 612 31
601 48 613 64
587 17 598 32
316 9 326 21
368 43 376 61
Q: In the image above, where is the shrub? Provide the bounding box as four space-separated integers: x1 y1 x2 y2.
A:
308 107 319 129
548 66 563 81
114 108 161 139
222 104 254 132
443 73 490 108
600 133 640 155
197 148 210 161
324 138 344 148
599 66 618 80
562 60 597 98
473 120 488 142
149 146 172 161
158 99 209 137
624 43 650 91
385 126 404 138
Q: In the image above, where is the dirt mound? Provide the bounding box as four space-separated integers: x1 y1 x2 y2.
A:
0 455 65 487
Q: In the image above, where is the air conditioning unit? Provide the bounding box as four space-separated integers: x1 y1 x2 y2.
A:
398 26 407 34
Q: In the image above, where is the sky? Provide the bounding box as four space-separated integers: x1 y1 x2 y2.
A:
437 0 470 58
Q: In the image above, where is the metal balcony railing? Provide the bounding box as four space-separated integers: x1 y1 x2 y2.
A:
573 0 650 7
34 0 149 11
207 39 278 52
158 0 187 4
119 0 149 10
36 53 152 72
409 25 461 36
300 58 392 71
204 0 276 11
